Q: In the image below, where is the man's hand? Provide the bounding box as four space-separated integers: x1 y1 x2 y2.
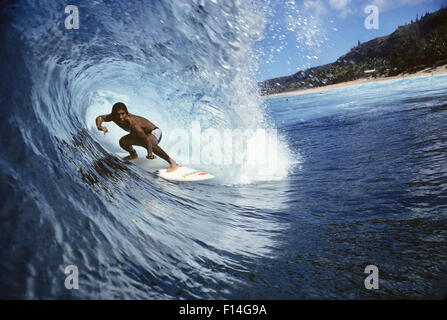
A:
99 126 108 134
146 154 155 160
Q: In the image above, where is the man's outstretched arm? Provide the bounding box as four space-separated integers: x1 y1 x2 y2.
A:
96 114 112 134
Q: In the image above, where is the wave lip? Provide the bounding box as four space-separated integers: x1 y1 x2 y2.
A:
4 0 291 184
0 0 293 299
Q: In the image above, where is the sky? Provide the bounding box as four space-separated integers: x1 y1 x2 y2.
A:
254 0 447 81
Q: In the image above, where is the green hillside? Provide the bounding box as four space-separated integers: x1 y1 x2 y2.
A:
260 8 447 95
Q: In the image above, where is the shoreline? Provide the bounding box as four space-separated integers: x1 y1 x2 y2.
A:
263 64 447 98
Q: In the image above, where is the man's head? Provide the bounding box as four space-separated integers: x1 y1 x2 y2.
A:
112 102 129 124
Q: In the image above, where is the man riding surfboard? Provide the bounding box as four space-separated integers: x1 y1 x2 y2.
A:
96 102 179 172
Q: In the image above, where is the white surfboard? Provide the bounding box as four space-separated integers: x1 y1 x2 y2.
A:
116 152 214 182
157 167 214 181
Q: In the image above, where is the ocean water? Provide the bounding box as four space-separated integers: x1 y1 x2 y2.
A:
1 0 447 299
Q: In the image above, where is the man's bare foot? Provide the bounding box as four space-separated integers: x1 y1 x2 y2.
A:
123 152 138 160
166 163 179 172
146 154 155 160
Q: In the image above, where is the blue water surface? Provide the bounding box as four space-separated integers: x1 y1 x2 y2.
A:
263 75 447 299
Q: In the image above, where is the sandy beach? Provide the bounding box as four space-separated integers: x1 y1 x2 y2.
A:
264 64 447 98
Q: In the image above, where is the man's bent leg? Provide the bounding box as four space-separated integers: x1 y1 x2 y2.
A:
121 133 179 172
152 142 179 172
119 134 138 160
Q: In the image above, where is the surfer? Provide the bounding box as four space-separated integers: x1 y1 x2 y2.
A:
96 102 179 172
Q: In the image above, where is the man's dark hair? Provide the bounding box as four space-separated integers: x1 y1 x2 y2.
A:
112 102 128 117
